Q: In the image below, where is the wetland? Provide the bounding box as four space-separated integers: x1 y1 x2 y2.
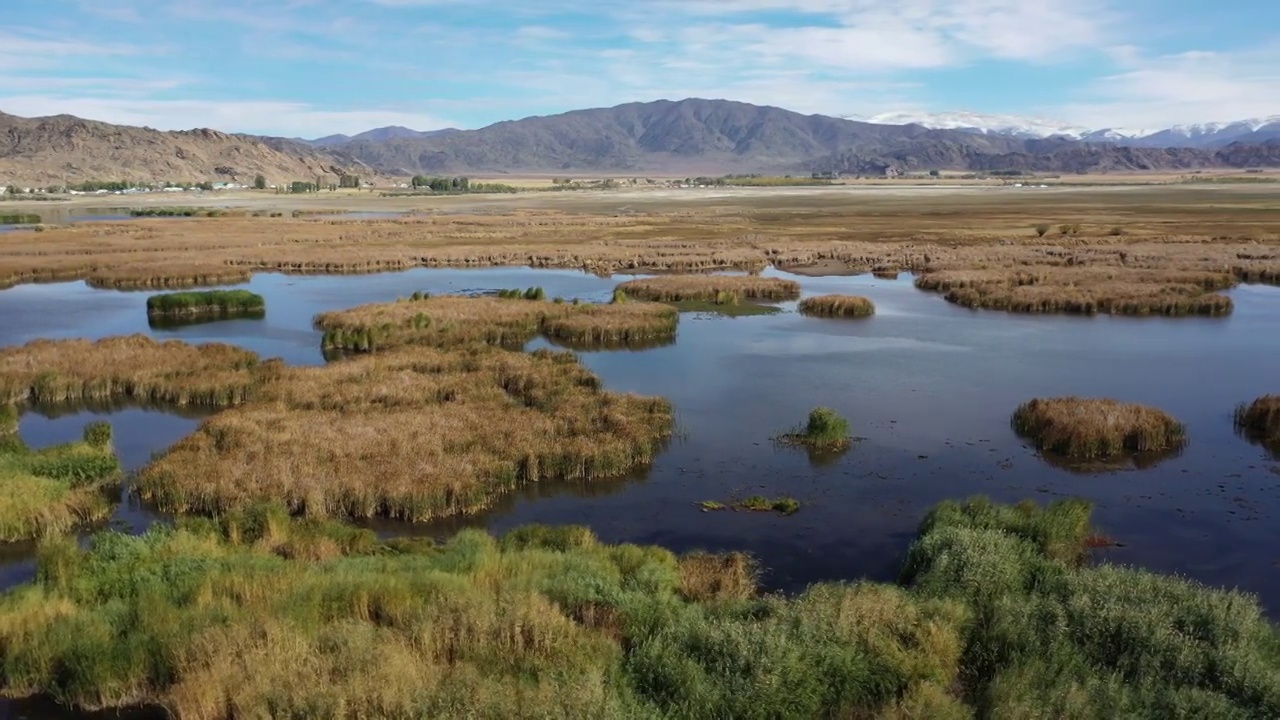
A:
0 184 1278 717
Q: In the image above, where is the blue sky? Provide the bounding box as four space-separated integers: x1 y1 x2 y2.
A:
2 0 1277 136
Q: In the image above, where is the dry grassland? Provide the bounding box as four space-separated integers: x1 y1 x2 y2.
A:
615 275 800 302
797 295 876 318
0 187 1276 316
1013 397 1188 460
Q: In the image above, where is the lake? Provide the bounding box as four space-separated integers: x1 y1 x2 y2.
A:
1 266 1277 612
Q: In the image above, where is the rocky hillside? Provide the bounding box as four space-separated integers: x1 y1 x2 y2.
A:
328 99 1280 176
0 111 383 187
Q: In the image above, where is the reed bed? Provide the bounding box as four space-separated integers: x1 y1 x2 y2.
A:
145 290 265 319
0 188 1277 316
0 214 40 225
915 268 1236 316
1235 395 1280 449
1012 397 1187 459
316 295 678 352
0 335 269 408
0 420 120 541
797 294 876 318
138 346 673 522
615 275 801 304
1 497 1275 718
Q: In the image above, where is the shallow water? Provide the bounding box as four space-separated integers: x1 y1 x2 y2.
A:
1 267 1278 614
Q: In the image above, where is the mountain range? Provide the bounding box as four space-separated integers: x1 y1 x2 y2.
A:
1 99 1278 186
848 111 1280 149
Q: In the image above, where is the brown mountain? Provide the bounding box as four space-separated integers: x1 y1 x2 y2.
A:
0 111 383 187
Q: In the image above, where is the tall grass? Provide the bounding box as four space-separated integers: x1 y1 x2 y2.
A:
615 276 801 304
0 420 120 541
777 407 852 451
3 498 1274 718
0 214 41 225
145 290 265 319
797 294 876 318
1235 395 1280 450
316 295 678 353
0 335 269 408
138 345 674 522
1012 397 1187 459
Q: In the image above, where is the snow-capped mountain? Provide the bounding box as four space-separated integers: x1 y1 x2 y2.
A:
846 111 1280 148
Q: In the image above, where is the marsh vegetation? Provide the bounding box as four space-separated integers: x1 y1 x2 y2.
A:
797 294 876 318
1235 395 1280 451
0 416 119 541
138 344 672 522
146 290 265 320
776 407 853 452
317 294 678 352
0 498 1275 718
1012 397 1187 460
615 275 800 304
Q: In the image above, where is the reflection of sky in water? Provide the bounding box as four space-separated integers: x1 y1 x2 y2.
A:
2 267 1279 613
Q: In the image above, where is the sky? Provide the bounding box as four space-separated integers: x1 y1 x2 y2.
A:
2 0 1278 137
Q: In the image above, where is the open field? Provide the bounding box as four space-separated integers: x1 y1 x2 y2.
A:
1 185 1277 315
0 498 1275 718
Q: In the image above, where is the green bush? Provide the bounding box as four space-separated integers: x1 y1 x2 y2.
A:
82 421 112 449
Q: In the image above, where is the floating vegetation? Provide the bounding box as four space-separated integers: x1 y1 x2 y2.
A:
699 496 801 515
0 419 120 541
776 407 853 452
1235 395 1280 453
146 290 266 319
615 275 801 304
495 286 546 300
0 213 40 225
0 335 269 409
138 345 673 523
1012 397 1187 460
317 295 678 353
1 498 1276 718
797 294 876 318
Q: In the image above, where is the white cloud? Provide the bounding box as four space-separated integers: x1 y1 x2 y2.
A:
0 97 453 137
1053 44 1280 128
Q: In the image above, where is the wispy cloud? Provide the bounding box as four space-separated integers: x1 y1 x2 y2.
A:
0 0 1272 134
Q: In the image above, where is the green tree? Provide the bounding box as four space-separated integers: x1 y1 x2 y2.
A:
254 175 267 190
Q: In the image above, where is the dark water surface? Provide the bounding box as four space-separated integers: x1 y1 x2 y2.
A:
1 267 1278 614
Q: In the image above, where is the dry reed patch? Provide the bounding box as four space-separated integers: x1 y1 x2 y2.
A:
0 335 269 408
1235 395 1280 450
677 551 758 602
316 295 677 352
138 346 673 521
797 294 876 318
916 267 1236 316
615 275 801 303
1012 397 1187 460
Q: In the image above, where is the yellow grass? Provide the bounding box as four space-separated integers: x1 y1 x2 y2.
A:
315 295 678 352
1012 397 1188 459
0 335 269 408
0 187 1276 315
615 275 801 303
797 294 876 318
138 345 673 521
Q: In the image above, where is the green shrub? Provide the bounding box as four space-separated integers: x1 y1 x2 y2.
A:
82 421 112 449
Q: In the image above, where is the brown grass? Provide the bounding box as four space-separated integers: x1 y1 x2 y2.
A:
0 187 1276 316
137 345 673 522
797 294 876 318
1235 395 1280 448
315 295 678 352
1012 397 1187 460
615 275 801 303
677 551 759 602
0 335 271 408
